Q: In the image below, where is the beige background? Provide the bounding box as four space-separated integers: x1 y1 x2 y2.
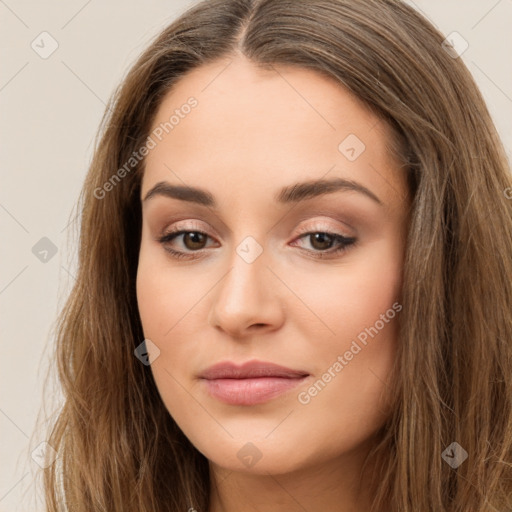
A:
1 1 511 510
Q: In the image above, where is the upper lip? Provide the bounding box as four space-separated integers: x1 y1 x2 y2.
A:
199 360 309 380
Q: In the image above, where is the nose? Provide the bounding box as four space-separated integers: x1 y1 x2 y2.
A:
208 242 285 338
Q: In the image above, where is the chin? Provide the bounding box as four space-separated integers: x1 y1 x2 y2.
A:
194 434 322 476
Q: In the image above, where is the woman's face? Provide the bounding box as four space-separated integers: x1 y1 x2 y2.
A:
136 55 410 475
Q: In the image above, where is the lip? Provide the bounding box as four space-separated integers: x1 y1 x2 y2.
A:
199 360 310 406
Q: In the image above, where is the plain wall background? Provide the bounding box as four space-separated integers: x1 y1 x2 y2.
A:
1 1 511 510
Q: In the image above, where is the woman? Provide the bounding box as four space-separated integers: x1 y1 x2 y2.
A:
42 0 512 510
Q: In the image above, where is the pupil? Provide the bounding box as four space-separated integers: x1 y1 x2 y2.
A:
311 233 333 250
185 232 205 249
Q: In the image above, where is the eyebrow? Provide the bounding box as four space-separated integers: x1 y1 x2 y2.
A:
142 177 382 207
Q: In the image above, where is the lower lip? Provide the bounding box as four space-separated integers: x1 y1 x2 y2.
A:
202 376 309 405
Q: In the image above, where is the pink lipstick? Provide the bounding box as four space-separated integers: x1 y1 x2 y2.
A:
199 360 310 406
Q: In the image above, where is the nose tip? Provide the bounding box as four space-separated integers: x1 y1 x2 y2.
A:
207 256 284 338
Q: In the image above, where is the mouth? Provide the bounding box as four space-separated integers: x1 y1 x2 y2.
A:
199 360 310 406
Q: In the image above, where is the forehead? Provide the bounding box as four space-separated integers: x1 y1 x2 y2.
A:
141 55 407 206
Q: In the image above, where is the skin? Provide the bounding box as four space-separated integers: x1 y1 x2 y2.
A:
136 53 410 512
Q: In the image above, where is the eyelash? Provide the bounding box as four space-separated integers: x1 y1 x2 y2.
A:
157 226 357 261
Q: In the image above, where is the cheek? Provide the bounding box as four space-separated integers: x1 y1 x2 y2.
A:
136 254 207 426
136 242 203 338
136 244 210 383
288 237 403 350
289 238 402 419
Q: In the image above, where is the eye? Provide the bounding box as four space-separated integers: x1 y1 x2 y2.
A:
292 231 357 259
157 229 216 260
156 225 357 261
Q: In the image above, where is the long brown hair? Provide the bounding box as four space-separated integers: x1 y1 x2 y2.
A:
40 0 512 510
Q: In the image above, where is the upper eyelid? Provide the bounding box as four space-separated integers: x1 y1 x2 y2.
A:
162 222 351 238
162 216 354 235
